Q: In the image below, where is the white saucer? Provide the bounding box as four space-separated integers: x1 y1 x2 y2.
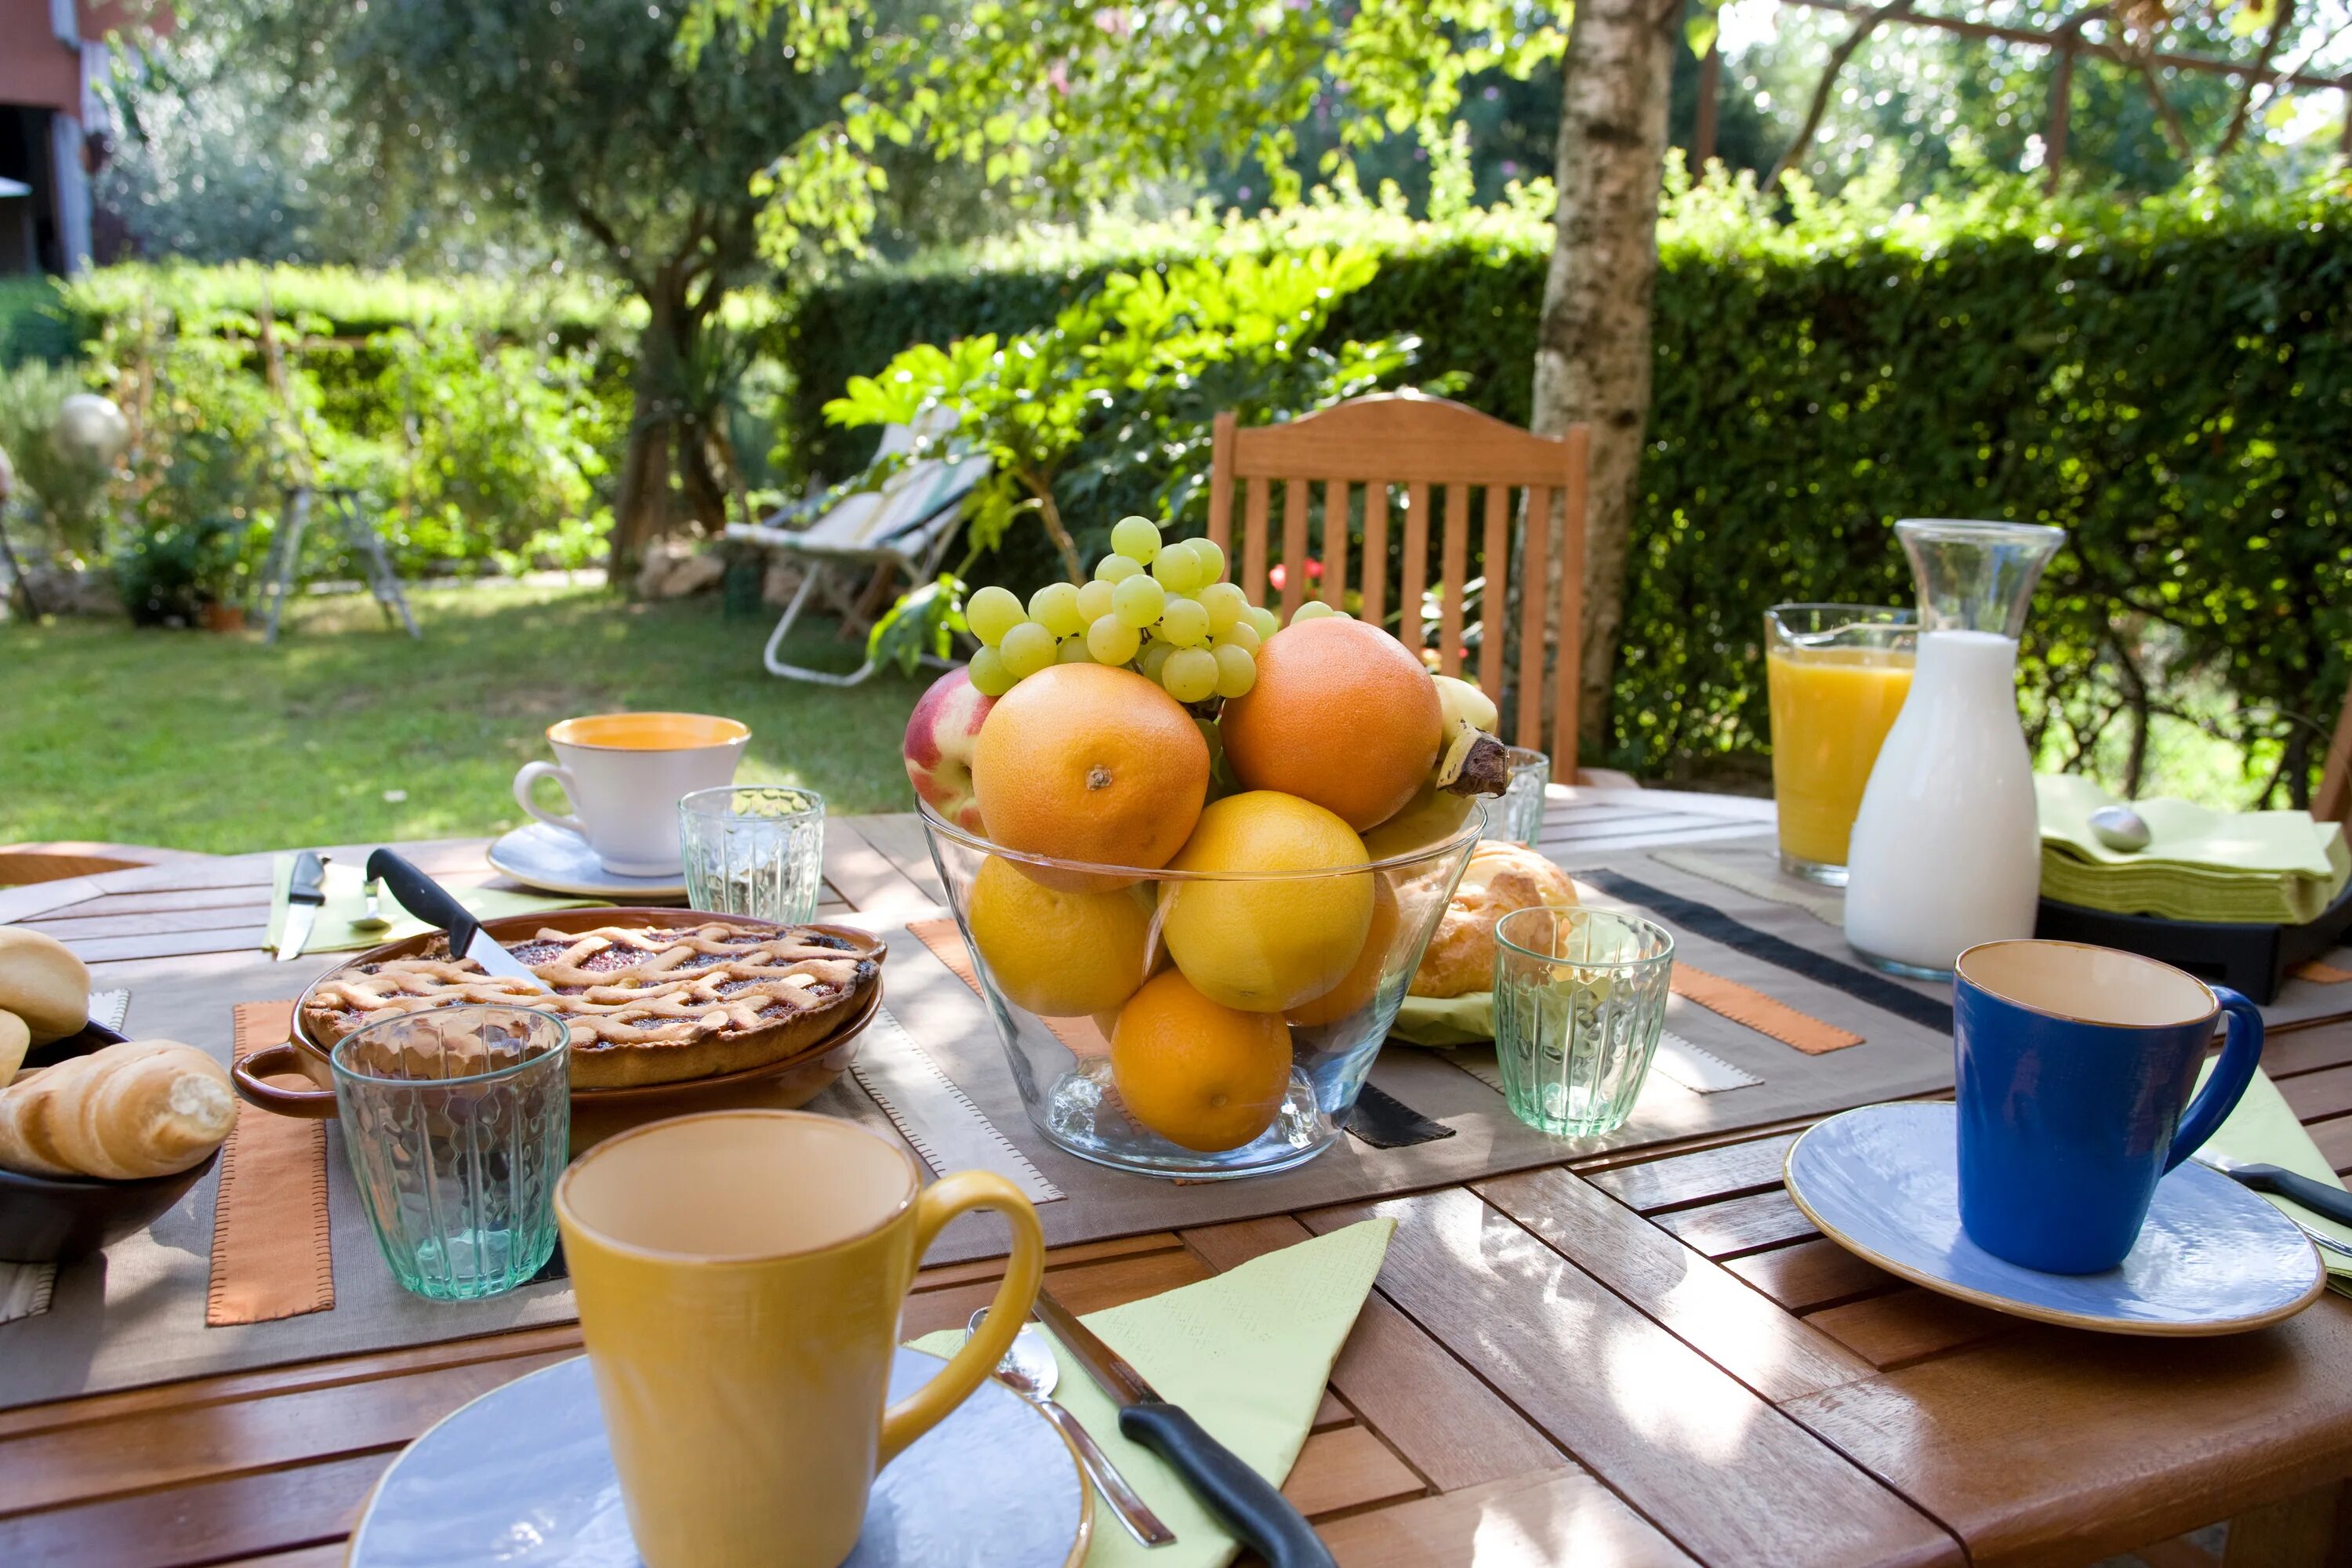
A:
348 1348 1091 1566
487 823 688 901
1785 1102 2325 1336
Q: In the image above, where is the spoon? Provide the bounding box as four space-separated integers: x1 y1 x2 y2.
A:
351 877 393 932
970 1307 1176 1548
2089 804 2151 853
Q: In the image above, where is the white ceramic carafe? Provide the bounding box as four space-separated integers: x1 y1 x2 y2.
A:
1843 521 2066 979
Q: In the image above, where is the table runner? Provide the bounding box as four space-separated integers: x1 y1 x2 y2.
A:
0 840 1969 1410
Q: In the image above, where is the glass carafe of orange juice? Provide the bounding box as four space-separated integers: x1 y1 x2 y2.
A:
1765 605 1917 884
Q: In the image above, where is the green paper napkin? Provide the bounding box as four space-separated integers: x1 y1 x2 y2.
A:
2194 1062 2352 1294
2037 774 2350 924
1390 992 1495 1047
264 855 607 956
909 1218 1396 1568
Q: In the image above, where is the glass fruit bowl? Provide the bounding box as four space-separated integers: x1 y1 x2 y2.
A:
919 799 1484 1179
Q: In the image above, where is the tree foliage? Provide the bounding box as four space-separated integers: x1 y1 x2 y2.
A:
782 169 2352 798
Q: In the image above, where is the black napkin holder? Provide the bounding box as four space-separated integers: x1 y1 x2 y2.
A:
2034 878 2352 1005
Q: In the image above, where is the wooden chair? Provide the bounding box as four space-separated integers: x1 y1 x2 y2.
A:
1206 390 1593 760
2317 683 2352 826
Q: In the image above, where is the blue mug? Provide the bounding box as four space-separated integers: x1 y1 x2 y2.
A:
1953 939 2263 1274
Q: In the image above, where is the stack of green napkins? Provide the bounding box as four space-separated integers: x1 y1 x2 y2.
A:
2037 774 2350 925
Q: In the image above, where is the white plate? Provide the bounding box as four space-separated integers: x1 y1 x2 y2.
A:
487 822 688 901
349 1348 1091 1567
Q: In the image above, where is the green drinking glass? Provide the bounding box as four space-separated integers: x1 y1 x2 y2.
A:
1492 906 1675 1138
331 1004 571 1301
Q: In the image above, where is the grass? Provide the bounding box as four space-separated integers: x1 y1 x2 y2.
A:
2 583 927 855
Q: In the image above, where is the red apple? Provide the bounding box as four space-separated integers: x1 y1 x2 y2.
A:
904 666 995 833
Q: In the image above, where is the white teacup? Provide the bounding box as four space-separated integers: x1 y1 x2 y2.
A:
513 713 749 876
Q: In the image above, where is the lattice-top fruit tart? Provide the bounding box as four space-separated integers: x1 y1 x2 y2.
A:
299 922 882 1089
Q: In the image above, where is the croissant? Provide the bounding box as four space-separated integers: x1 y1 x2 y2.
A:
0 1009 26 1087
0 1040 238 1181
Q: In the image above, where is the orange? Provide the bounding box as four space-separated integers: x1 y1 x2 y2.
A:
1287 873 1401 1028
964 855 1156 1018
1111 969 1294 1152
1160 791 1373 1012
1219 618 1443 830
972 663 1209 875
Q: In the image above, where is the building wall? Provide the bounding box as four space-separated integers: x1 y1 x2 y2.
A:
0 0 81 114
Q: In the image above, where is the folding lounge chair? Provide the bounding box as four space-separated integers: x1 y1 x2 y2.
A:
726 417 990 686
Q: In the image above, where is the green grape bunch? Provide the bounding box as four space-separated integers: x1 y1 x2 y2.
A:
961 516 1308 707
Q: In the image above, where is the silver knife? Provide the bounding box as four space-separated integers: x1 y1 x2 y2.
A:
1031 1289 1334 1568
365 848 550 991
277 851 328 961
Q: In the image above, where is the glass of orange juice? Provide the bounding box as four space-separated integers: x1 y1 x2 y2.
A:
1765 604 1917 884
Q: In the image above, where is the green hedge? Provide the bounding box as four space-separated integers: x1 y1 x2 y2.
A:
779 181 2352 789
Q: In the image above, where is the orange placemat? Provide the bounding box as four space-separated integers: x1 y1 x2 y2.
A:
906 917 1112 1058
209 1002 335 1326
1670 963 1864 1054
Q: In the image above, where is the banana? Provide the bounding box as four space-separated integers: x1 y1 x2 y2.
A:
1431 674 1509 797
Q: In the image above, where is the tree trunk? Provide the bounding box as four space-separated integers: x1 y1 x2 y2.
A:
1529 0 1679 763
608 274 689 581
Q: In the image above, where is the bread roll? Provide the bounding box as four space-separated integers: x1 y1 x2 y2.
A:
0 1009 27 1086
0 1039 236 1181
0 928 89 1044
1409 840 1580 999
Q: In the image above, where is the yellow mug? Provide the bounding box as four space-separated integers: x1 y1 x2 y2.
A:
554 1109 1047 1568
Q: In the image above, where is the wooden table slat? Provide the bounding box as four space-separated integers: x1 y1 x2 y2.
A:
1650 1189 1820 1259
1316 1466 1702 1567
1584 1131 1799 1214
1723 1237 1903 1315
0 1448 390 1568
1478 1167 1875 1403
1301 1190 1962 1567
1282 1423 1428 1518
1801 1288 2015 1371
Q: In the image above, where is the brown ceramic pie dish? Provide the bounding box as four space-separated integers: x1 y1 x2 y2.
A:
232 908 884 1120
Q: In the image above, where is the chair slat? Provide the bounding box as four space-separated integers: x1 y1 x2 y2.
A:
1360 485 1390 630
1207 412 1236 555
1203 394 1593 757
1401 483 1430 656
1516 487 1552 751
1553 427 1592 761
1280 477 1312 619
1439 483 1469 678
1480 484 1510 703
1243 477 1272 605
1322 479 1348 610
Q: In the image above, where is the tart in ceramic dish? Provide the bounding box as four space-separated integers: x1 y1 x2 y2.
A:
299 919 883 1089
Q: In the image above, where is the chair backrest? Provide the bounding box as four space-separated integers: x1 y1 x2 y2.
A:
2317 682 2352 827
1205 391 1591 754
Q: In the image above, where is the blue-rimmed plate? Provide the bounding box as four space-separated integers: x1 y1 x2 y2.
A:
486 822 688 901
347 1348 1091 1566
1785 1102 2325 1336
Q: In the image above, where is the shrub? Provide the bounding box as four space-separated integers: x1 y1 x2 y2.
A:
780 172 2352 795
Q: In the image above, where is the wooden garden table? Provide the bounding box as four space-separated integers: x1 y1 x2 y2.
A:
4 786 2350 1568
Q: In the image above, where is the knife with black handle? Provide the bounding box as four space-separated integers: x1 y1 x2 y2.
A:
365 848 549 991
2210 1158 2352 1229
1031 1287 1334 1568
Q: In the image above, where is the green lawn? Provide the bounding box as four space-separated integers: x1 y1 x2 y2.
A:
2 583 927 854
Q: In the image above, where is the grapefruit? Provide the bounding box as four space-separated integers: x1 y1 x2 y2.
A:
1218 617 1444 831
964 856 1156 1018
971 663 1210 875
1159 791 1373 1013
1287 873 1401 1028
1111 969 1294 1152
